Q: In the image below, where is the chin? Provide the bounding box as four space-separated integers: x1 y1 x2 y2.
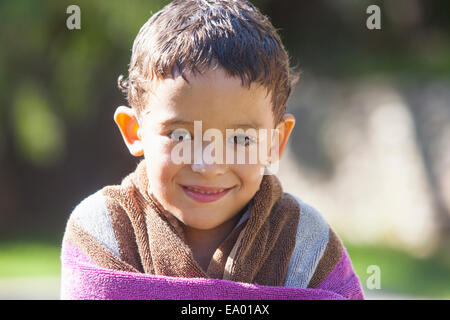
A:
178 215 224 231
191 220 223 230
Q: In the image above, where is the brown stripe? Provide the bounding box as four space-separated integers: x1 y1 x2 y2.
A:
143 197 207 278
224 175 284 283
207 221 247 279
64 218 139 273
225 190 301 286
253 193 301 286
70 160 303 286
127 161 208 278
102 186 144 272
307 228 343 288
116 183 155 274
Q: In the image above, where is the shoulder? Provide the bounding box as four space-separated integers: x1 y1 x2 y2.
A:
64 188 121 259
284 193 333 288
283 193 363 298
288 193 329 236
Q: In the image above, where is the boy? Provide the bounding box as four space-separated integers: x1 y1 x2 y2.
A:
61 0 364 300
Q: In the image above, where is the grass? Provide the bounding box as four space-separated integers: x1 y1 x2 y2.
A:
0 240 449 299
345 243 450 299
0 242 61 278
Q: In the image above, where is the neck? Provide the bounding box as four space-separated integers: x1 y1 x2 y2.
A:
182 205 248 270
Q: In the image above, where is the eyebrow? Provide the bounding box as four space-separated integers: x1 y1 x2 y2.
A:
159 118 263 129
159 118 195 127
230 122 262 129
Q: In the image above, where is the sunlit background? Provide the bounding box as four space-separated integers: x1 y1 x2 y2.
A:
0 0 449 299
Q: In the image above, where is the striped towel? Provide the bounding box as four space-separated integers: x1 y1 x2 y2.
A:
60 160 364 300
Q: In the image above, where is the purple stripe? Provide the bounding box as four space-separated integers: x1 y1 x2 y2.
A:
61 240 95 265
316 246 365 300
61 241 348 300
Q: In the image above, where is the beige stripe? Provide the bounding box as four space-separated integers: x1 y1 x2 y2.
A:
222 226 247 280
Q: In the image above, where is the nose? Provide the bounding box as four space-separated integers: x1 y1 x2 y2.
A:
191 162 227 177
191 146 227 177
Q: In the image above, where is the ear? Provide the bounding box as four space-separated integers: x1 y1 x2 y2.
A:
114 106 144 157
270 113 295 161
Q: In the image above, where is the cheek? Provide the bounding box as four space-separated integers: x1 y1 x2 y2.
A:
232 163 264 192
143 137 181 190
144 140 171 164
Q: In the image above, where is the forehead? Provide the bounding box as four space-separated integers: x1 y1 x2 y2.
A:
141 68 275 129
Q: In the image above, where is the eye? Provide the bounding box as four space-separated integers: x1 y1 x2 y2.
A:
228 134 256 146
170 128 192 142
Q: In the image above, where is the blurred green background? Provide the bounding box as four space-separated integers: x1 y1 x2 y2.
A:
0 0 449 299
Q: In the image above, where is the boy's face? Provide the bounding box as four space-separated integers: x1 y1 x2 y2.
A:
115 68 295 231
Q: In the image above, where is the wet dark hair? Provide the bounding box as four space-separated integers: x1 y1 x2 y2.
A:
118 0 299 124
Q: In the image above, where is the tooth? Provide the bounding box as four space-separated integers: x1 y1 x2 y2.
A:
186 186 226 194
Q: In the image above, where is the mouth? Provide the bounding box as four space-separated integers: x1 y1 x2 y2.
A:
180 185 234 203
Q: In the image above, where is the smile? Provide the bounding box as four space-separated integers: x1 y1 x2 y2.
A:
181 185 233 203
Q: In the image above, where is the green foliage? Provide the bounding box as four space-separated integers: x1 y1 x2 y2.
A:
346 243 450 299
0 0 167 165
1 241 449 299
1 0 449 165
12 83 66 166
0 2 449 299
0 242 61 277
